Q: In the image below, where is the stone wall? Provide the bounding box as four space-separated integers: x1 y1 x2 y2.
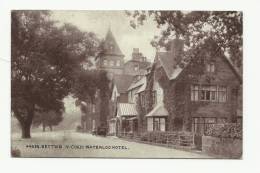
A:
202 136 242 158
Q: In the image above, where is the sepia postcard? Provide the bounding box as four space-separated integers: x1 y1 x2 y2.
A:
11 10 242 158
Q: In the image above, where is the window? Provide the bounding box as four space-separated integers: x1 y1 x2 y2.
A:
206 63 215 72
103 60 108 66
116 60 120 66
191 85 227 102
134 65 139 71
160 118 166 131
109 60 114 66
147 118 153 131
154 118 160 131
152 91 157 106
218 86 227 102
129 90 134 103
147 117 166 132
200 85 217 101
92 104 96 113
191 85 199 101
140 92 145 107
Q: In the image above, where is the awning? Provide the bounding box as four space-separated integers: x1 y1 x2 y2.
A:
117 103 138 117
145 103 169 117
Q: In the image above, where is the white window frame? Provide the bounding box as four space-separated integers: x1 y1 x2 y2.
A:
191 85 227 103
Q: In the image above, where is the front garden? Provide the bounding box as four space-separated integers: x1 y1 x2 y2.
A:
118 122 242 158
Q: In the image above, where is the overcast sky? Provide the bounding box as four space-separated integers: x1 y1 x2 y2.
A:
51 11 161 62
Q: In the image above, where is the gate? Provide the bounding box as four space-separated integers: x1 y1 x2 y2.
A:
194 134 202 150
192 117 205 150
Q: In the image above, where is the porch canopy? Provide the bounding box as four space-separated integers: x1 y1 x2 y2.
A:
145 103 169 117
117 103 138 119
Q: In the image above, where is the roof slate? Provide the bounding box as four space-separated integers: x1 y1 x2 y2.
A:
104 29 124 56
127 76 146 91
117 103 138 117
113 74 135 93
156 51 184 80
145 103 169 117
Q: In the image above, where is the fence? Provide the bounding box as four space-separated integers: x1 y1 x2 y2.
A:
119 131 195 149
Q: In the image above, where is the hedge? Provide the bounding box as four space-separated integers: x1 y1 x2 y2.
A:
205 123 242 139
139 131 194 146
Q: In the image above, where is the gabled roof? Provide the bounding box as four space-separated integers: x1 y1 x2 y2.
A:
112 74 134 93
145 103 169 117
220 54 242 83
103 28 124 56
117 103 138 117
156 46 241 82
155 51 184 80
136 78 147 94
127 76 146 91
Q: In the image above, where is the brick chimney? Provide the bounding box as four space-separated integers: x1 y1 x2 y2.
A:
132 48 144 62
170 38 184 65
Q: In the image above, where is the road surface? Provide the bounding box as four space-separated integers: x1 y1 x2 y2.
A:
12 131 211 158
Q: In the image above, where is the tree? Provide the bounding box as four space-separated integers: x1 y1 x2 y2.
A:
33 109 64 132
11 11 100 138
126 11 242 71
72 68 110 128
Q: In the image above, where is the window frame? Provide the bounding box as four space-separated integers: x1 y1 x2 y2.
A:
109 60 114 67
191 84 227 103
152 90 157 106
148 117 166 132
103 59 108 66
206 63 216 73
116 60 121 67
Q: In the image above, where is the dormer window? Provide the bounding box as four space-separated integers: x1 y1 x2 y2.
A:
206 63 215 73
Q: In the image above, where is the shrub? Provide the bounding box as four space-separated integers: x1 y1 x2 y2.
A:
139 131 193 145
205 123 242 139
140 132 148 141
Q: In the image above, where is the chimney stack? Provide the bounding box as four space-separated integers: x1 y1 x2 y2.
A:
132 48 144 62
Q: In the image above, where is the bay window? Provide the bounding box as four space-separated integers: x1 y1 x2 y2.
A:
147 117 166 132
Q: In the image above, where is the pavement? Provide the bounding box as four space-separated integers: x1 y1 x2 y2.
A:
11 131 211 158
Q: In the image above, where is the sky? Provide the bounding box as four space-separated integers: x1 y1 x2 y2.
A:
51 11 161 62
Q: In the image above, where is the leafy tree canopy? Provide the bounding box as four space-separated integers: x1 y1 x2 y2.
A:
11 10 100 138
126 11 242 70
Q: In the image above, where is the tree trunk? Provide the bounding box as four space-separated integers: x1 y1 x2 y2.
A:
21 124 31 138
21 109 34 138
42 123 46 132
13 107 34 139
